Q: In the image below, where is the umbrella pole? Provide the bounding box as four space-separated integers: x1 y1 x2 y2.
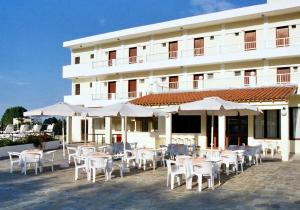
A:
62 117 65 158
85 117 87 145
211 115 214 153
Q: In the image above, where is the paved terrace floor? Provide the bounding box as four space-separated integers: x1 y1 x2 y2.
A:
0 150 300 210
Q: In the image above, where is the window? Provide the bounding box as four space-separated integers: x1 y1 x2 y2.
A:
207 73 214 79
89 82 93 88
235 32 239 36
276 26 289 47
244 30 256 50
129 47 137 64
290 107 300 139
292 25 296 29
139 79 145 83
210 36 214 40
172 114 201 133
108 50 116 66
128 80 137 98
75 57 80 64
136 118 149 132
161 77 166 82
277 67 290 84
90 54 94 59
108 81 116 99
169 41 178 59
162 43 166 47
193 74 204 89
194 37 204 56
143 46 147 50
75 84 80 95
169 76 178 89
254 110 281 139
244 70 256 86
234 71 241 76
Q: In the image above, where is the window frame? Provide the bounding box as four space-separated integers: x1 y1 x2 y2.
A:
254 110 281 139
290 107 300 140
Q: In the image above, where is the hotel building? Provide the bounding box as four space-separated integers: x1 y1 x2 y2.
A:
63 0 300 161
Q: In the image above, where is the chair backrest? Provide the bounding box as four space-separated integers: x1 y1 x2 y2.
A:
183 158 193 178
44 150 55 160
206 151 221 161
4 124 14 133
73 156 85 167
33 124 42 133
166 159 174 173
227 151 238 162
201 161 213 176
90 157 107 169
80 147 95 156
8 152 20 161
143 151 155 160
23 153 41 163
46 124 54 132
20 124 30 133
255 145 262 155
228 145 238 150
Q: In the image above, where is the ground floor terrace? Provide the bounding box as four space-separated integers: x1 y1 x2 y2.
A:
66 86 300 161
1 149 300 210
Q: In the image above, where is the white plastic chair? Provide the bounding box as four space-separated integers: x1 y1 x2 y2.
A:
42 150 56 172
89 157 108 182
200 161 220 190
23 153 42 175
237 151 245 172
80 147 96 156
66 146 78 164
184 159 203 192
166 159 185 190
222 151 238 175
254 145 262 164
124 149 137 167
8 152 21 173
141 150 162 171
2 124 14 134
73 156 88 180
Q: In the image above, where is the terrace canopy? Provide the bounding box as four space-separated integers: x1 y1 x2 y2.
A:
165 97 261 149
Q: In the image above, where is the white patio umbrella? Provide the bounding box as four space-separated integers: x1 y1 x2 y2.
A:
84 102 164 152
165 97 261 150
24 102 88 157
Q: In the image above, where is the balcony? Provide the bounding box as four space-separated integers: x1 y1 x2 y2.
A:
63 36 300 79
64 70 300 107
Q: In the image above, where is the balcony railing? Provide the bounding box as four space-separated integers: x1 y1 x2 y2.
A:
67 36 300 69
277 73 290 84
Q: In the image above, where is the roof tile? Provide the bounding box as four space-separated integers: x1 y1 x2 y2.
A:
131 86 297 106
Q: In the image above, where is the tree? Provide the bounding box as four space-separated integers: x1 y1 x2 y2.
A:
1 106 27 128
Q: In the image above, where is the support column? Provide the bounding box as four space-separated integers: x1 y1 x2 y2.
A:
218 116 226 150
121 116 127 143
165 114 172 145
248 115 254 146
105 117 112 144
262 15 269 50
281 106 290 161
199 115 207 148
66 117 72 144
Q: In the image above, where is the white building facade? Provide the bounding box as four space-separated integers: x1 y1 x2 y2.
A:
63 0 300 161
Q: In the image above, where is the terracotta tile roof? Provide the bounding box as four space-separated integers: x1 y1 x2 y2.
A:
131 86 297 106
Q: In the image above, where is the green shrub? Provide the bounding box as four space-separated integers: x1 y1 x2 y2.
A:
0 134 55 148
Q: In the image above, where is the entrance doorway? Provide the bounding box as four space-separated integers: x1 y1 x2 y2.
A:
226 116 248 147
206 116 218 148
81 120 89 142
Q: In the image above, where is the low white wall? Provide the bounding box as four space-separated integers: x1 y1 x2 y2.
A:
0 141 60 158
127 132 159 148
290 141 300 154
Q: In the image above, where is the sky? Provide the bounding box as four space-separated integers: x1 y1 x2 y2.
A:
0 0 266 117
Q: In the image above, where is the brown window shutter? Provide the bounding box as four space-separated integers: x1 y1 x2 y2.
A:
194 38 204 56
108 50 117 66
108 81 116 99
128 80 137 98
169 41 178 59
75 57 80 64
129 47 137 64
193 74 204 88
244 70 256 86
75 84 80 95
244 31 256 50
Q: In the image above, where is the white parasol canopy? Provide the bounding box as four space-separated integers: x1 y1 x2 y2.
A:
24 102 88 157
164 97 261 149
83 102 164 118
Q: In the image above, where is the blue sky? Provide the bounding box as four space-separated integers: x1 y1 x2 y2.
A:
0 0 265 117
